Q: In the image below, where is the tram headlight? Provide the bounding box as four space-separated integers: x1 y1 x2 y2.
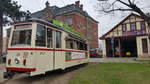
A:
8 59 11 65
14 58 20 64
23 59 26 66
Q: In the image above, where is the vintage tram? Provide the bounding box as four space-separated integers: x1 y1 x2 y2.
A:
4 18 89 78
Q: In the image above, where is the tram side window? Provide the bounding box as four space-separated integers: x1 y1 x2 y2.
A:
65 38 87 50
66 39 74 49
79 42 84 50
77 41 80 50
74 40 78 49
36 24 46 47
56 31 61 48
47 28 53 48
78 42 87 50
84 44 87 50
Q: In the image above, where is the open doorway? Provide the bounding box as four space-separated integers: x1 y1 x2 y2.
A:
106 38 120 57
106 37 138 57
121 37 137 57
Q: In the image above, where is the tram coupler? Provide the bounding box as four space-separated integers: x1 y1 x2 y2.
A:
3 71 15 79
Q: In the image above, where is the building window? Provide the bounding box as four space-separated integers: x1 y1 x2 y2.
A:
56 31 61 48
122 24 127 32
47 28 53 48
36 24 46 47
142 38 148 53
140 21 146 30
66 16 72 26
116 28 119 35
87 22 92 29
130 22 136 31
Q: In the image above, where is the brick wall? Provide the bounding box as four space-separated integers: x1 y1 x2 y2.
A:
31 1 99 48
55 12 98 48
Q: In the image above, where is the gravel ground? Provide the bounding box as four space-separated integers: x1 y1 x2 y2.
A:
0 64 85 84
0 63 6 83
89 58 138 63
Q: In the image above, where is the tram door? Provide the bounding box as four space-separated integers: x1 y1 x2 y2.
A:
35 25 54 74
46 28 54 71
54 31 64 69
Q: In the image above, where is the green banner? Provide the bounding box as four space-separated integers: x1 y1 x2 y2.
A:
52 20 85 38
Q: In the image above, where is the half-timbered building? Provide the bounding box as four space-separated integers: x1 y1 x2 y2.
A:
100 13 150 58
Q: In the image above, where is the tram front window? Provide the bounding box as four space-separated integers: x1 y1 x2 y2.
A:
11 29 32 46
36 24 46 47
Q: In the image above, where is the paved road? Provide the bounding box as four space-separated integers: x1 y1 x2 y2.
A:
89 58 138 63
0 64 84 84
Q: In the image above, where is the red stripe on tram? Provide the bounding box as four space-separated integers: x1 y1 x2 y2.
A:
6 67 36 71
7 48 88 53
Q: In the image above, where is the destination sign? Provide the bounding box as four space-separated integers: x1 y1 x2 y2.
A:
14 24 32 29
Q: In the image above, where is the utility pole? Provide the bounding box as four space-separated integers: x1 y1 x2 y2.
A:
0 12 3 61
111 37 114 58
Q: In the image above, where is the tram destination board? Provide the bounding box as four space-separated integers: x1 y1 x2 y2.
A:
14 24 32 29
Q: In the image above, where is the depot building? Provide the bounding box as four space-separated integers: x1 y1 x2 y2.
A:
100 13 150 58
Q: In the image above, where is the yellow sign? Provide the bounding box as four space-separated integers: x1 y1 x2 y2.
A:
126 52 131 56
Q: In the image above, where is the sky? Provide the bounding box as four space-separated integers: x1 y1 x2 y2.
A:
3 0 150 47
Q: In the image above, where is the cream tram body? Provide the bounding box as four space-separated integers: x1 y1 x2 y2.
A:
5 19 89 76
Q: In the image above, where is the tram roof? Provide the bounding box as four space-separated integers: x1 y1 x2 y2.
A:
13 18 86 43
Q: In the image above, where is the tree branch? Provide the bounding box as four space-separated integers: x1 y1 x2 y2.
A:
103 8 133 13
116 0 131 7
128 0 132 5
132 0 136 4
116 0 147 19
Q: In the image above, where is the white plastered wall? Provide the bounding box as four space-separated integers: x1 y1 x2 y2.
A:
102 40 106 57
136 36 150 58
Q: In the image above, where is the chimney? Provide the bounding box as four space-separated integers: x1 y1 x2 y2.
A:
45 1 50 8
80 4 83 10
75 1 80 7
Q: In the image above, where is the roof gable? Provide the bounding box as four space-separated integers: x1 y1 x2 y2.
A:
100 13 141 39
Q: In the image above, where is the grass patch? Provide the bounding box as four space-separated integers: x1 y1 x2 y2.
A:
69 63 150 84
136 60 150 64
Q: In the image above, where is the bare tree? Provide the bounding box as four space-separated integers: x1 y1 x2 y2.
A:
97 0 150 30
